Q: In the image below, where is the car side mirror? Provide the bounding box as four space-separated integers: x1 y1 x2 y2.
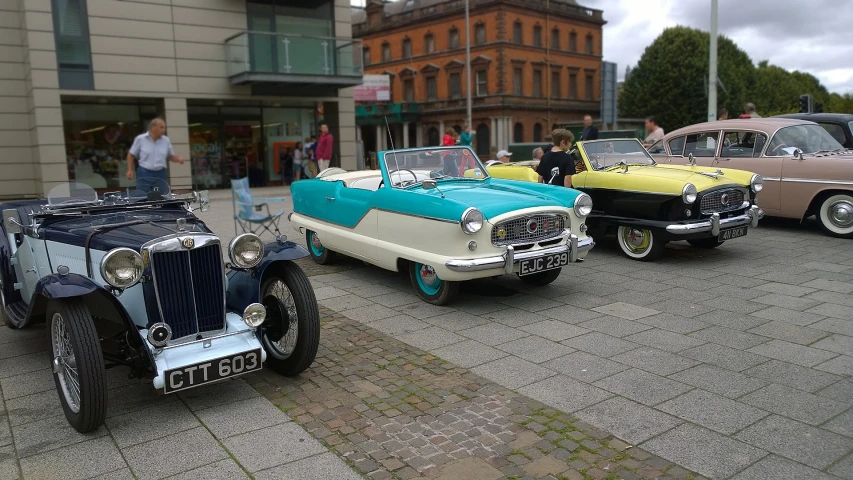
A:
686 153 697 166
792 149 804 161
422 180 437 190
195 190 210 212
2 209 22 234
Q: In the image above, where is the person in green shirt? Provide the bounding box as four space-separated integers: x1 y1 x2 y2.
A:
459 124 475 147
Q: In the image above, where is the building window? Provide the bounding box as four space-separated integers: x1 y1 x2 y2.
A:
402 38 412 58
569 73 578 99
533 123 543 142
476 70 488 96
569 31 577 52
403 78 414 102
449 72 462 99
551 71 560 98
533 26 542 47
363 48 371 66
382 42 391 61
426 76 437 101
513 21 522 44
476 124 490 156
513 123 524 143
424 33 435 54
449 28 460 49
428 127 440 146
551 28 560 49
475 23 486 45
533 69 542 97
585 34 594 54
585 72 594 100
513 67 523 95
51 0 94 89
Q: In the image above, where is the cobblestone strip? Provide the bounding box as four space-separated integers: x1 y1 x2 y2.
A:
244 309 707 480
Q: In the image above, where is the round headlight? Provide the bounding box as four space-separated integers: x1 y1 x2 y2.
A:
461 208 484 234
228 233 264 269
101 247 143 289
682 183 698 204
751 174 764 193
242 303 266 328
573 193 593 217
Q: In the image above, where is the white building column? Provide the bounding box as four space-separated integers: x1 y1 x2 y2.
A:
490 117 497 153
505 117 512 147
416 124 423 147
376 125 384 151
438 120 445 140
402 122 409 148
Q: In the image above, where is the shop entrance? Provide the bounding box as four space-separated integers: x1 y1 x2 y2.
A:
189 114 262 190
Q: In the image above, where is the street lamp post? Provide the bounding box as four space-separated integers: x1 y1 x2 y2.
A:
465 0 472 128
707 0 718 122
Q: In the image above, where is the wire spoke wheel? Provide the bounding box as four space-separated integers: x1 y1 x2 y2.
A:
262 279 299 360
51 312 81 413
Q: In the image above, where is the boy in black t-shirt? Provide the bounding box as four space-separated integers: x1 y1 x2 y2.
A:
535 128 576 187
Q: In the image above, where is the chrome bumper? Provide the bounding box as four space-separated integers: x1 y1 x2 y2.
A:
665 205 764 235
445 234 595 273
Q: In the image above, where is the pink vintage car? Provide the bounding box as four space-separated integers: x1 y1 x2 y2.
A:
647 118 853 238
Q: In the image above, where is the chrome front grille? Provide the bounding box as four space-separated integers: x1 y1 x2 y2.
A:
491 213 566 246
146 234 226 339
700 189 746 215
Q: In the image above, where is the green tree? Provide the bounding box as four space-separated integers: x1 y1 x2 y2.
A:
827 93 853 113
619 26 755 131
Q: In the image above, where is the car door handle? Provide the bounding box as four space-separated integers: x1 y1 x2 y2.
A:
325 196 336 201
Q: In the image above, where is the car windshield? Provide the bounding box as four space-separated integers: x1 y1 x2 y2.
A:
767 124 845 155
381 147 489 187
46 179 173 208
581 139 656 170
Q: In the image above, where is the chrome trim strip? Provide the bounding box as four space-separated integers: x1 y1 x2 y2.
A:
762 177 853 186
293 208 459 228
666 206 764 234
446 237 595 272
581 186 680 196
157 327 255 351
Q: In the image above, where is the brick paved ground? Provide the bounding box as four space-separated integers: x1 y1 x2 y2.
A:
245 307 706 480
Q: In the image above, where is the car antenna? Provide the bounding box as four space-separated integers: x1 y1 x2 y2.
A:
384 116 402 185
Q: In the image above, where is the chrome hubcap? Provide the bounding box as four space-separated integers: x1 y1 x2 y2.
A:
626 229 647 250
419 265 438 287
51 313 81 413
310 233 323 249
262 280 299 360
828 201 853 228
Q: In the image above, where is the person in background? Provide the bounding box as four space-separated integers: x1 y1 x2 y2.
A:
536 129 576 187
495 149 513 163
442 128 457 147
292 141 303 182
279 146 293 185
580 114 599 141
457 125 477 174
642 116 665 148
459 124 475 148
740 103 761 118
718 108 729 120
315 123 334 172
532 147 544 161
126 117 183 192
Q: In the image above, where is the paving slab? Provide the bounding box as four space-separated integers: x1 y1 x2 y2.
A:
578 315 654 337
574 397 682 445
815 355 853 376
691 310 769 331
255 452 363 480
561 332 639 357
397 326 465 351
470 356 555 389
593 368 693 406
367 315 431 336
122 426 228 479
480 307 548 328
811 318 853 337
735 415 852 470
611 347 700 376
746 320 830 345
519 319 590 342
688 325 771 350
194 396 291 439
730 454 839 480
432 340 507 368
590 302 660 321
680 343 770 372
742 360 843 393
830 454 853 479
640 423 767 480
19 436 126 480
518 375 613 414
823 409 853 438
458 323 530 346
811 334 853 356
806 303 853 320
421 311 490 332
105 400 199 448
495 335 575 364
13 414 108 458
748 306 825 326
178 378 261 412
634 312 710 334
816 379 853 405
657 389 768 435
747 339 838 368
223 422 327 473
542 351 630 383
166 459 250 480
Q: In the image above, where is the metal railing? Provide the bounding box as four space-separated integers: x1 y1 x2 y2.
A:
225 31 363 78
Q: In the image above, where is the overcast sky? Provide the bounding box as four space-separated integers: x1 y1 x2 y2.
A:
351 0 853 94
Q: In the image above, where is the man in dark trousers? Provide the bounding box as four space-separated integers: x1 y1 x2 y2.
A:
536 129 576 187
580 114 599 141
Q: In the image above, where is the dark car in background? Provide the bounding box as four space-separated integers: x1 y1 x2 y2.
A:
775 113 853 149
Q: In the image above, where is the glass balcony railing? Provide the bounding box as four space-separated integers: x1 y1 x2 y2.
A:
225 31 363 79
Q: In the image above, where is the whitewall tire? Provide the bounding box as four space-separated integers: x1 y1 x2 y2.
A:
616 226 666 261
817 194 853 239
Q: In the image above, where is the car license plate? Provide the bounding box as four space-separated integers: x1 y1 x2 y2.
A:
519 252 570 276
718 226 748 241
164 349 262 394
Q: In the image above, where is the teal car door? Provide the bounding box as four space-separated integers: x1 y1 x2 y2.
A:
322 181 378 260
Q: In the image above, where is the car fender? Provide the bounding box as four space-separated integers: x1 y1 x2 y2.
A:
226 240 309 313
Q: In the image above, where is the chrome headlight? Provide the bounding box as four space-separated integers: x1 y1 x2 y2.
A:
461 207 484 234
682 183 697 204
228 233 264 269
242 303 266 328
750 174 764 193
573 193 593 217
101 247 143 289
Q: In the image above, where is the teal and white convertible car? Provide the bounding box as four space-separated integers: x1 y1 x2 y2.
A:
289 146 595 305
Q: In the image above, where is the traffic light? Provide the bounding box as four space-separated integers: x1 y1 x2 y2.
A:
815 102 824 113
799 94 812 113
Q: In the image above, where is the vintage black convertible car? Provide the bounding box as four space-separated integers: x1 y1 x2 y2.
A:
1 181 319 432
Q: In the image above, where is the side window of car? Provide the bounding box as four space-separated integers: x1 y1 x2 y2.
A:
684 132 719 157
818 122 847 145
720 131 766 158
646 140 666 154
668 136 685 156
752 134 767 157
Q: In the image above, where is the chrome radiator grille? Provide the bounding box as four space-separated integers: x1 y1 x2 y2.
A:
491 214 566 246
700 189 746 215
148 236 225 339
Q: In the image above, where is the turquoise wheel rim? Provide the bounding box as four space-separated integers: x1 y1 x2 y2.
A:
415 263 441 296
308 231 325 256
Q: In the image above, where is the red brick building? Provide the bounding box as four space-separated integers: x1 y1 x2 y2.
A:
353 0 605 158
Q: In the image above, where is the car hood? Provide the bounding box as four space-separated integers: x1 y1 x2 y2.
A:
606 164 744 191
41 209 211 251
428 180 579 219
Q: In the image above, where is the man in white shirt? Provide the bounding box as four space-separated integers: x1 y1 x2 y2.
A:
642 116 665 148
126 118 183 192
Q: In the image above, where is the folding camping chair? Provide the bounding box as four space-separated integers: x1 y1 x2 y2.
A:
230 177 286 238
